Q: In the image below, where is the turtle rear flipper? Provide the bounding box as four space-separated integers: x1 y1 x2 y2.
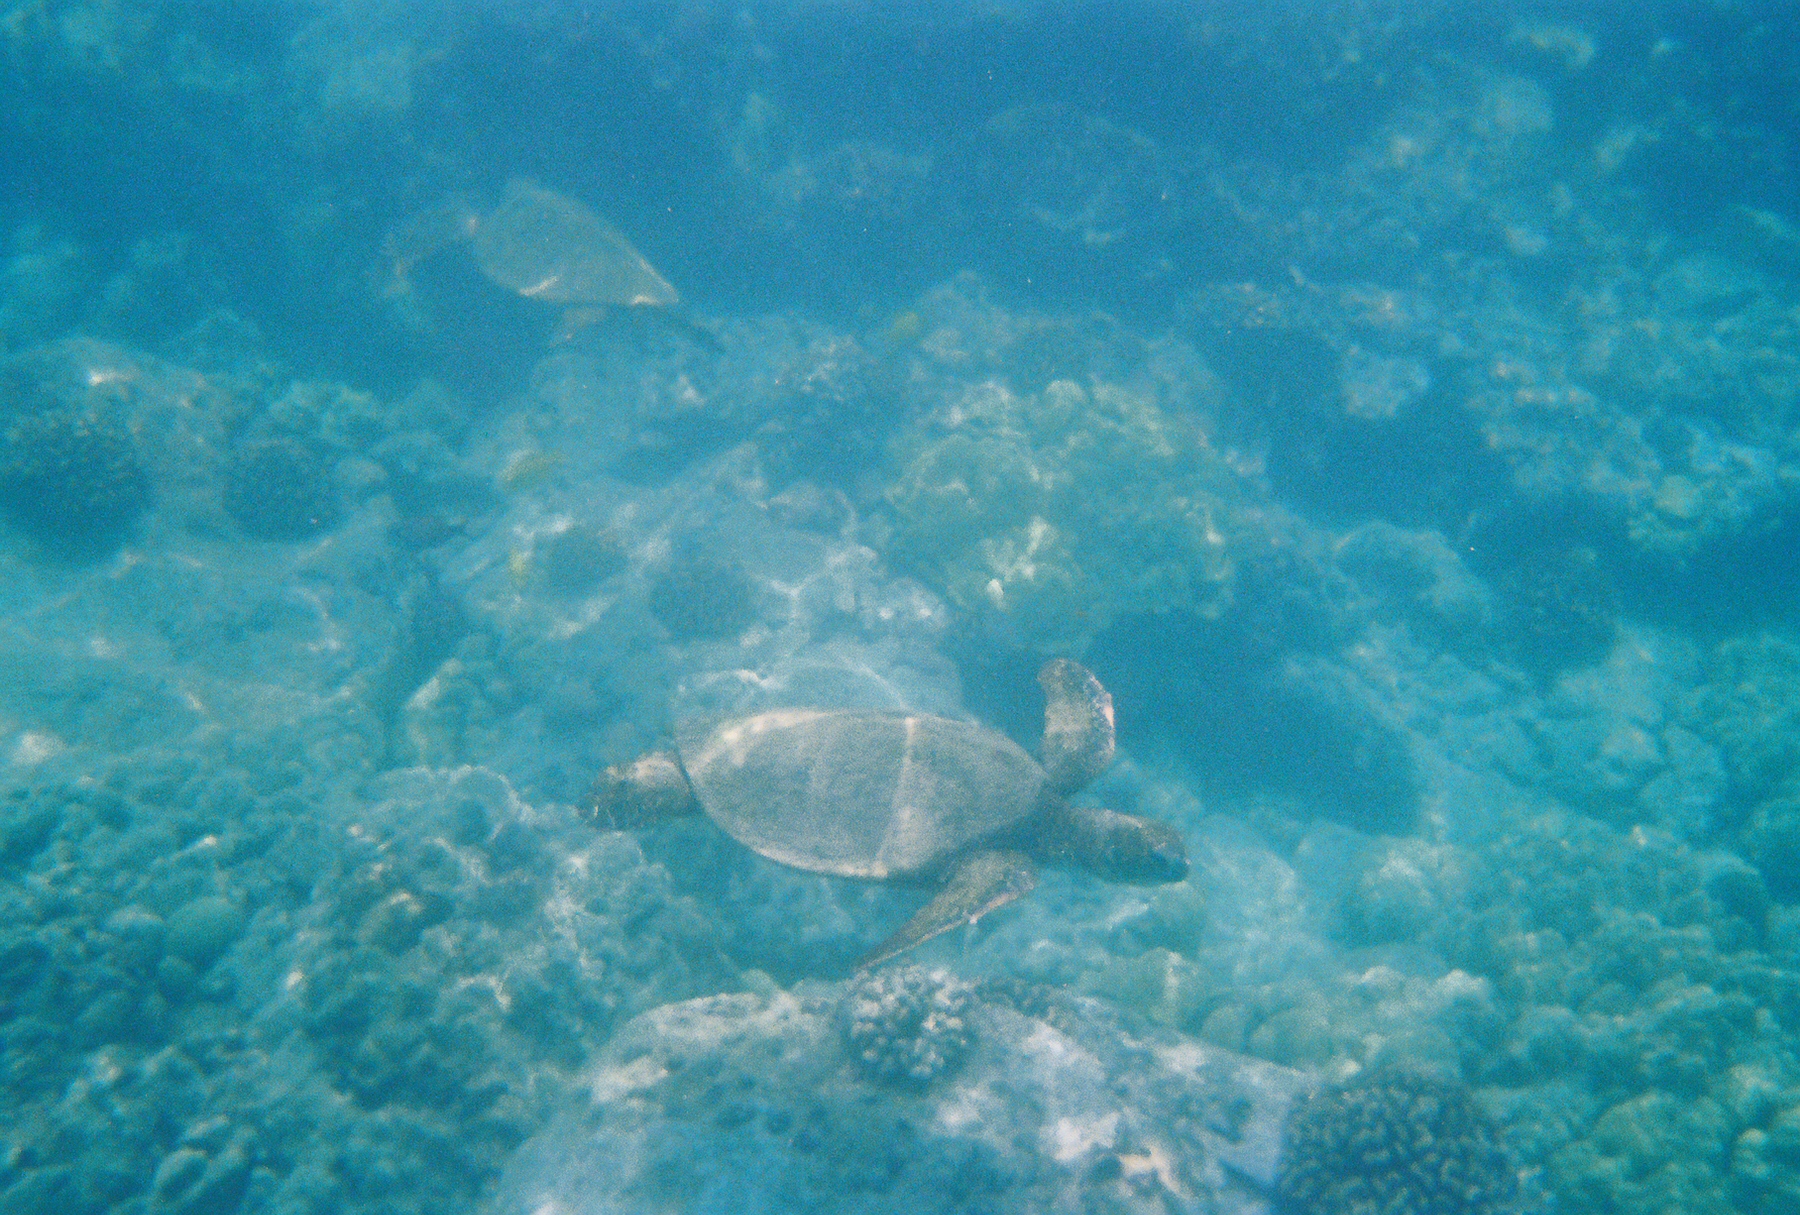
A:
1038 659 1116 795
858 850 1037 970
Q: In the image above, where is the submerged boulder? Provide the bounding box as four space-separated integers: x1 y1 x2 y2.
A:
493 982 1306 1215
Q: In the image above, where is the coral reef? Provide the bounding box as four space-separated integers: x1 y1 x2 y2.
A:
841 966 975 1085
493 986 1307 1215
1276 1070 1519 1215
0 759 730 1215
1693 635 1800 806
1686 634 1800 900
9 10 1800 1215
884 376 1251 654
1743 796 1800 906
1297 829 1470 949
222 437 342 541
394 635 512 770
1433 809 1793 1215
1551 1091 1735 1215
1483 540 1619 681
750 333 902 486
0 407 152 557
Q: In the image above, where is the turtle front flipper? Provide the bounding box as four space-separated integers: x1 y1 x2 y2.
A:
581 750 700 829
1039 659 1116 795
1039 803 1189 884
859 850 1038 970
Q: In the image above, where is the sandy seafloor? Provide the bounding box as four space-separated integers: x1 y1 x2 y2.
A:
3 2 1800 1213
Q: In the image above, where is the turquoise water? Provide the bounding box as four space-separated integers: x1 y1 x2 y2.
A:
2 3 1799 1212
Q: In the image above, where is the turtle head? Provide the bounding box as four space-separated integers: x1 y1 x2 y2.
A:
1049 805 1190 884
581 750 699 829
1092 813 1190 884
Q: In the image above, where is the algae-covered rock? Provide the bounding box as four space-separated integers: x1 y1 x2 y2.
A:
534 521 625 596
222 436 341 541
1297 828 1469 948
394 637 512 770
647 547 757 640
884 377 1249 653
164 896 245 969
1086 946 1213 1032
1686 633 1800 897
1743 795 1800 903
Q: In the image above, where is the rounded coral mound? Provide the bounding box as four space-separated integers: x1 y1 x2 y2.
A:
884 378 1248 654
223 437 341 541
840 965 975 1085
0 409 153 558
1276 1070 1519 1215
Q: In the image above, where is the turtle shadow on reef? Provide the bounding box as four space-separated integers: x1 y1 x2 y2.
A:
1085 610 1421 840
582 660 1190 971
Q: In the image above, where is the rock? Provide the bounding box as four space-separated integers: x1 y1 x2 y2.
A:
164 896 245 969
492 984 1306 1215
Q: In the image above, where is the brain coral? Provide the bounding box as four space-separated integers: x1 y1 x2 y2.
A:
1276 1070 1519 1215
0 408 152 558
883 378 1248 654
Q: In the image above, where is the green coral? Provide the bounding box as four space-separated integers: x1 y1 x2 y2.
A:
1551 1092 1735 1215
0 408 152 558
1432 809 1800 1214
1687 633 1800 899
1694 634 1800 804
883 378 1245 653
840 965 975 1086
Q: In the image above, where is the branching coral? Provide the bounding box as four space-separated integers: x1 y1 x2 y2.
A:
1277 1070 1519 1215
841 965 975 1085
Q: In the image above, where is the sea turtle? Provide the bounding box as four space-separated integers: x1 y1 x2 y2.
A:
383 178 678 338
584 659 1188 968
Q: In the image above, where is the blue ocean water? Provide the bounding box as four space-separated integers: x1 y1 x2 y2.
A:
2 2 1798 1212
